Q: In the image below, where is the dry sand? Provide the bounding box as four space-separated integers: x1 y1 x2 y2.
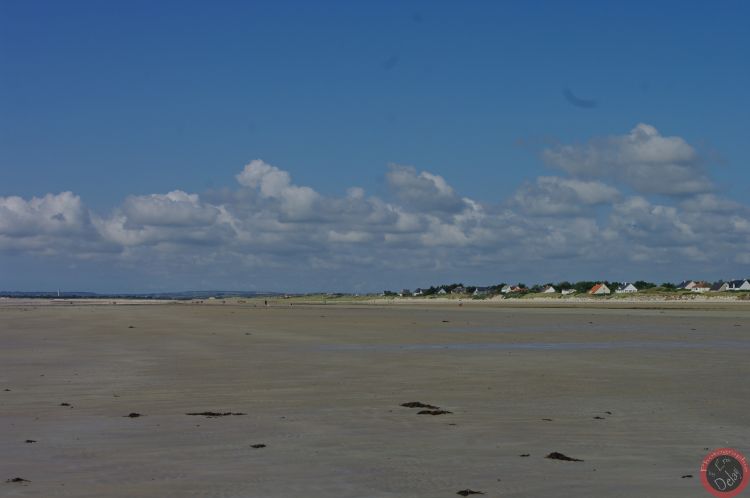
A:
1 300 749 497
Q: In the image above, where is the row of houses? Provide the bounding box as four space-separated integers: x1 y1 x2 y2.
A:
399 283 625 296
394 285 493 297
501 283 636 295
587 279 750 295
409 285 485 296
391 279 750 298
556 279 750 295
587 283 639 295
499 283 637 295
677 280 750 292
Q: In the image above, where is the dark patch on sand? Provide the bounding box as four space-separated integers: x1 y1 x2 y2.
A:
186 412 246 418
401 401 439 409
25 440 36 443
456 489 484 496
60 402 71 407
546 452 583 462
417 409 452 415
519 453 530 457
125 413 142 418
251 444 266 449
6 477 30 483
682 474 693 478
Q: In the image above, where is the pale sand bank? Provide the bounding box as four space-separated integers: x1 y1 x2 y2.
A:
1 302 748 497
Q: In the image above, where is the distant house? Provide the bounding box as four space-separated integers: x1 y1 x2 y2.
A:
473 286 491 297
589 283 611 295
398 289 411 297
727 279 750 291
561 289 577 295
542 285 556 293
678 281 698 290
509 285 526 293
413 288 424 296
615 282 638 294
451 286 466 295
711 281 727 292
500 285 512 294
437 288 447 295
690 281 711 293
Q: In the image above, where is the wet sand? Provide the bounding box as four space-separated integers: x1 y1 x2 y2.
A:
2 301 749 497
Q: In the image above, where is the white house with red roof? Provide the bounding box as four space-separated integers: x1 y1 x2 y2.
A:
589 283 611 295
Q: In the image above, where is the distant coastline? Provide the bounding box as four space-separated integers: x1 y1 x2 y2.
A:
0 290 284 300
3 292 750 309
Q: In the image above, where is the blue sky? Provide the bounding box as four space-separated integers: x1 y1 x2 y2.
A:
1 1 749 292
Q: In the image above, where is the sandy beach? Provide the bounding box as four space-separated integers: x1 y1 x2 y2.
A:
2 300 749 497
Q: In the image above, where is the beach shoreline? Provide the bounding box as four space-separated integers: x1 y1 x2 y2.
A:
2 301 748 496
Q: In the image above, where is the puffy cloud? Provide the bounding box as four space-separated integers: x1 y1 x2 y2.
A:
0 191 88 237
543 123 713 195
92 211 236 248
122 191 220 227
92 191 237 250
609 196 697 245
513 176 619 216
0 192 107 257
236 159 320 220
386 164 467 213
679 193 745 213
3 128 750 290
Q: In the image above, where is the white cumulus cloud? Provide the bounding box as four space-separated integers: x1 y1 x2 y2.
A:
0 191 88 237
386 164 467 213
122 190 220 227
543 123 713 195
236 159 320 220
3 124 749 290
513 176 619 216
